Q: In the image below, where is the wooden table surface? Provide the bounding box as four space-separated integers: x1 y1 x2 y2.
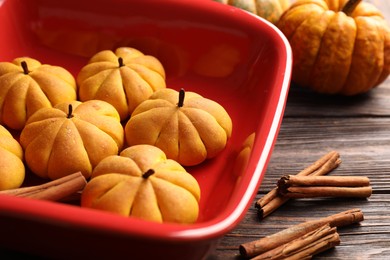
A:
0 1 388 260
210 1 390 259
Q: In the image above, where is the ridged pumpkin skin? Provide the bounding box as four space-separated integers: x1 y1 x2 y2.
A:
277 0 390 95
77 47 166 121
125 88 233 166
81 145 201 224
0 57 77 130
20 100 124 180
0 125 25 190
214 0 290 24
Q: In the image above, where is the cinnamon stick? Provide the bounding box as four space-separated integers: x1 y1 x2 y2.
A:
251 224 340 260
239 208 363 258
280 186 372 198
278 175 372 198
279 175 370 187
255 151 341 219
0 172 87 201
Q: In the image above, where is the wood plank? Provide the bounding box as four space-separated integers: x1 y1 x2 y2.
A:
284 82 390 117
210 119 390 257
260 117 390 190
210 194 390 259
210 99 390 257
210 115 390 259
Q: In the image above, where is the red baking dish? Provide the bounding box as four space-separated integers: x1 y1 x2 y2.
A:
0 0 291 259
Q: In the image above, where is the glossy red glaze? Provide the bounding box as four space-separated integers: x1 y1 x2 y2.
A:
0 0 292 259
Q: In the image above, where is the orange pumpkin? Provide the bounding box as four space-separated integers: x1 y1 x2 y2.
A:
0 57 77 130
77 47 166 121
20 100 124 180
81 144 201 224
125 88 233 166
214 0 291 24
277 0 390 95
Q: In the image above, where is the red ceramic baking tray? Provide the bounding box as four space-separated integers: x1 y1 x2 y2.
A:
0 0 291 259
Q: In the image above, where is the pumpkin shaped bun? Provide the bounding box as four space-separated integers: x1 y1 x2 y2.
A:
0 125 25 191
81 144 201 224
20 100 124 180
0 57 77 130
277 0 390 95
77 47 166 121
125 88 233 166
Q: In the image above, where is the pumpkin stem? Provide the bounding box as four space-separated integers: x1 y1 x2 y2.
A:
67 104 74 119
178 88 185 107
21 61 29 75
142 169 155 179
342 0 362 16
118 57 124 67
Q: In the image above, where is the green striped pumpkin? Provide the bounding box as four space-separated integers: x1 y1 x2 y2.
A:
214 0 291 24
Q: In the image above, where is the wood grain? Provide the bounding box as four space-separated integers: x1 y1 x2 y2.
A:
210 90 390 260
210 1 390 258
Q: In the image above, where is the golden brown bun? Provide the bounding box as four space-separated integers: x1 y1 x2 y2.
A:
77 47 166 121
0 57 77 130
82 144 200 224
20 100 124 180
0 125 25 190
125 88 232 166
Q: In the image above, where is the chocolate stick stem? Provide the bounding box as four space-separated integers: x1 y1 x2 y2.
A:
342 0 362 16
178 88 185 107
21 61 29 74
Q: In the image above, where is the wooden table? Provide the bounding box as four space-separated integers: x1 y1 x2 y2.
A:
0 1 388 260
210 1 390 259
